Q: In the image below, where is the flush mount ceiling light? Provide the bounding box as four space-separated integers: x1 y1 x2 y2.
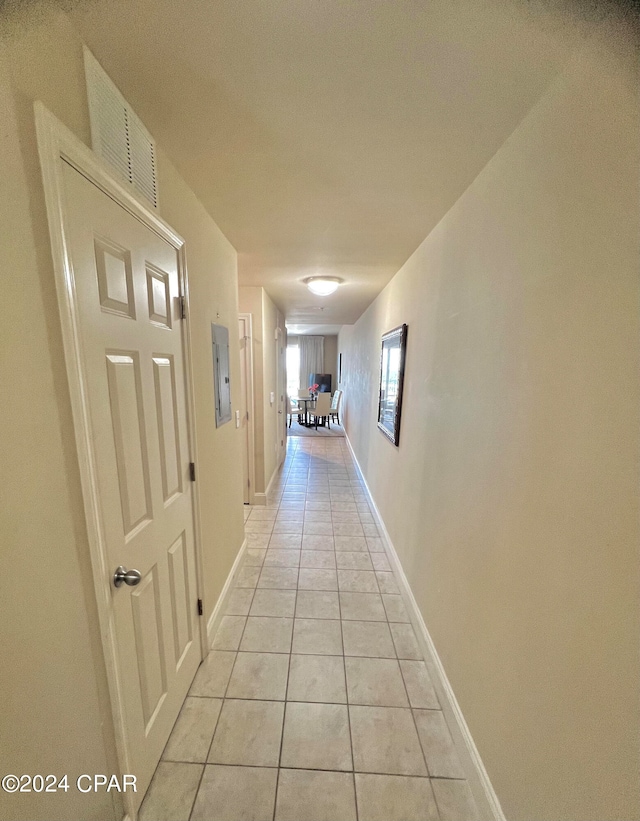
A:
303 276 343 296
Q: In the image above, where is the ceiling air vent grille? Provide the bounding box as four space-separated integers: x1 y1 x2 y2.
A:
84 47 158 208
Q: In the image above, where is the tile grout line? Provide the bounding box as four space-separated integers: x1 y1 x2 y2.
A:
189 530 265 818
337 564 359 821
187 677 226 821
158 757 467 779
175 441 444 820
186 506 264 819
272 465 299 821
343 442 445 821
186 761 207 821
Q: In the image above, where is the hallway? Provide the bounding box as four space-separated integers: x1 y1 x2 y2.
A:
2 4 637 820
139 437 478 821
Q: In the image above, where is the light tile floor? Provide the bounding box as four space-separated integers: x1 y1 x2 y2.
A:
140 437 480 821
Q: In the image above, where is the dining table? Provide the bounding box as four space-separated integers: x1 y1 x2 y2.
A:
295 395 316 427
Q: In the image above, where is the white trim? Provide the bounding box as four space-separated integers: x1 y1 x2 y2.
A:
206 538 249 646
253 457 283 506
238 313 257 506
266 461 281 496
344 432 507 821
180 242 208 658
275 322 287 466
34 102 206 821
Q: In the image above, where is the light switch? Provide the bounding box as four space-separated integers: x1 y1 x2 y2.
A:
235 410 240 428
270 391 275 405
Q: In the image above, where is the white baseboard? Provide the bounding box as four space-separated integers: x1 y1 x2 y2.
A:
206 537 249 648
265 460 281 497
252 457 284 507
344 433 506 821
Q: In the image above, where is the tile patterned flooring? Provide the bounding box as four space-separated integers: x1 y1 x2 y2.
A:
140 437 480 821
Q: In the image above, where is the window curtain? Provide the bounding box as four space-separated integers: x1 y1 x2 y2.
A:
299 336 324 390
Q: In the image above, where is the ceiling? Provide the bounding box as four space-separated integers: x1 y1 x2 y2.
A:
64 0 584 327
287 324 342 337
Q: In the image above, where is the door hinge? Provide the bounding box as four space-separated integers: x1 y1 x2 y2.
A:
197 598 203 616
179 296 186 319
189 462 196 482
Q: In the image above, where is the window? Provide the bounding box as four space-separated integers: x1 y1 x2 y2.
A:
286 344 300 398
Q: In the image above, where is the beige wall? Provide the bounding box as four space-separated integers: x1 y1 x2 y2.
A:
0 9 244 820
239 286 285 495
0 24 118 821
338 33 639 821
156 152 245 616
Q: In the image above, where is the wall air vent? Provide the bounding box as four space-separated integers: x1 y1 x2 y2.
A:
84 47 158 208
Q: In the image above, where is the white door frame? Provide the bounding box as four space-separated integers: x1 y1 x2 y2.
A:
238 313 256 505
275 326 286 465
35 102 207 820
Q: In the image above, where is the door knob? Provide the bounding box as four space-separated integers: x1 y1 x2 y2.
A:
113 565 142 588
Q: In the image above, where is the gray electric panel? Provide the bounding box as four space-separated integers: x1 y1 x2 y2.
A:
212 323 232 426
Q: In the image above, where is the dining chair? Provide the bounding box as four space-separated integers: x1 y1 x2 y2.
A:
309 392 332 429
295 390 313 425
287 396 300 428
329 390 343 426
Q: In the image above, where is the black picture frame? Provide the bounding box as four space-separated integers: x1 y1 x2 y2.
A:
377 324 408 446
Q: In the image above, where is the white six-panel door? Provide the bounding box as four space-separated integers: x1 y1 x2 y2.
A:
61 160 201 809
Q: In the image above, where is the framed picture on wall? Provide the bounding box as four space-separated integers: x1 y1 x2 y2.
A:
377 324 408 446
